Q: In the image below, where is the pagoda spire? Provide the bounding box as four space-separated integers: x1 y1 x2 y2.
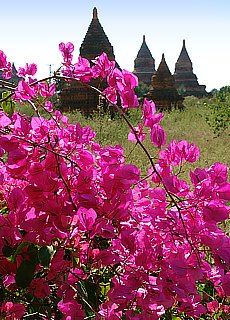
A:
80 7 116 62
152 53 175 87
174 40 207 97
60 8 119 115
133 35 155 86
93 7 98 19
175 39 192 71
146 53 183 110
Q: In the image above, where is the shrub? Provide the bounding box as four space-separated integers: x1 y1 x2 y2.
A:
0 45 230 319
205 86 230 135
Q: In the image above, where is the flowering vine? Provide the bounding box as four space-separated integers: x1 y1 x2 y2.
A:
0 43 229 319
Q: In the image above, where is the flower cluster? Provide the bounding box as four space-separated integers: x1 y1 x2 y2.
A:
0 50 12 79
0 44 229 319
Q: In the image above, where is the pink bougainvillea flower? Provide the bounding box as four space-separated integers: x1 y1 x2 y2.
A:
17 63 37 78
76 207 97 231
148 161 172 183
58 299 85 319
160 139 200 166
150 123 166 148
91 218 115 239
107 68 139 109
72 56 93 82
59 42 74 64
103 86 117 104
207 300 219 313
0 259 17 275
98 301 122 319
92 52 115 78
178 295 207 318
0 51 12 79
142 98 155 124
116 164 140 186
120 87 139 109
29 278 51 299
216 182 230 201
39 82 56 97
14 80 36 101
222 272 230 296
208 162 228 184
120 70 139 109
0 302 25 319
122 69 138 89
0 111 11 128
2 62 12 79
0 50 7 68
44 100 53 112
141 98 164 128
107 67 124 90
128 123 146 143
203 200 229 223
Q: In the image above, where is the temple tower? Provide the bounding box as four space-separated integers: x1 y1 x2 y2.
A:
146 54 183 110
60 8 118 114
174 40 207 97
133 35 155 86
80 7 116 62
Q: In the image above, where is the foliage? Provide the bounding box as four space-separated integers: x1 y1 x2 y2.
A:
135 81 150 98
205 86 230 135
0 45 230 319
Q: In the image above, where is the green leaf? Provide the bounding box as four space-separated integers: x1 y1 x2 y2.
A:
15 260 36 288
99 282 110 297
1 91 15 117
27 244 39 266
12 241 30 263
73 256 80 268
83 281 98 308
38 245 55 267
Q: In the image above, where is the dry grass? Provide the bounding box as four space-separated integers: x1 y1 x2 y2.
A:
65 97 230 179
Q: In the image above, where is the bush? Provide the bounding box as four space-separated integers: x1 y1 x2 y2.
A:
0 45 230 319
205 86 230 135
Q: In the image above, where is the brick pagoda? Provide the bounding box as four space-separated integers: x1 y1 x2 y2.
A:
133 35 155 86
146 54 183 110
60 8 118 114
174 40 207 97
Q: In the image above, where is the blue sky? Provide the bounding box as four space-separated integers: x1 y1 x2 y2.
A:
1 0 230 91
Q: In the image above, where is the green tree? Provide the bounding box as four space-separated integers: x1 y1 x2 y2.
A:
205 86 230 135
135 81 149 98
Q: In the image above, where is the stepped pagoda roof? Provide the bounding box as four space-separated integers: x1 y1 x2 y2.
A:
175 40 192 72
152 54 174 88
146 54 183 110
133 35 155 86
174 40 207 97
60 8 118 115
80 7 116 62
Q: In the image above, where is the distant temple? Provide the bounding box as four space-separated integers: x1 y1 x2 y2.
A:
146 54 183 110
133 38 207 98
133 35 155 86
80 7 116 62
60 7 118 114
173 40 207 97
59 8 208 114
